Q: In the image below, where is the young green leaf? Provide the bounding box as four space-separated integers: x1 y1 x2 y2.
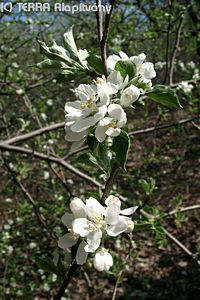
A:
35 257 63 276
111 130 130 171
63 26 79 60
86 54 104 75
36 59 67 70
115 59 136 80
145 85 182 108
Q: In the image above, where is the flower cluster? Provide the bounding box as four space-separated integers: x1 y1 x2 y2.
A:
58 195 137 271
64 51 156 149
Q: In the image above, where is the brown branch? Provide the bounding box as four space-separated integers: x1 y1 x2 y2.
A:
112 270 123 300
101 162 119 203
1 154 50 231
48 162 74 199
169 14 185 85
3 122 65 145
164 205 200 217
163 0 173 85
96 0 103 42
0 143 102 188
128 115 200 136
54 260 78 300
97 0 116 77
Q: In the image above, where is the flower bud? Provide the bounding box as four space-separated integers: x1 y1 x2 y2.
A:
120 85 140 107
93 249 113 272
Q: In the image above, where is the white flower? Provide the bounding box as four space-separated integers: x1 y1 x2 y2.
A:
29 242 37 249
95 104 127 142
93 249 113 272
178 81 193 93
106 70 129 90
120 85 140 107
65 101 107 133
41 113 47 121
105 195 137 236
72 197 105 253
138 62 156 82
107 51 128 71
43 171 50 180
58 198 88 265
96 76 118 106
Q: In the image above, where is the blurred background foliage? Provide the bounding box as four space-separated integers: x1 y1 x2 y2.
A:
0 0 200 299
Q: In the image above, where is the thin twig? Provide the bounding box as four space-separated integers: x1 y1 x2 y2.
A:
0 143 102 188
169 13 185 85
163 0 173 84
101 162 119 203
48 162 74 200
128 115 200 136
112 270 123 300
3 122 65 145
96 0 103 42
164 205 200 217
54 260 78 300
1 154 49 230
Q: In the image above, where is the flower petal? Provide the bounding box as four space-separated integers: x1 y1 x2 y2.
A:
86 197 105 220
121 206 138 216
72 218 90 237
84 229 102 252
95 124 107 143
76 241 88 265
61 212 74 228
106 216 129 236
58 233 77 249
70 198 86 219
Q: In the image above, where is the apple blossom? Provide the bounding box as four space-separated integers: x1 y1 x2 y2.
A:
95 104 127 142
120 85 140 107
93 249 113 272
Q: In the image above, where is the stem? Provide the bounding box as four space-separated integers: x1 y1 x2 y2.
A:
54 261 78 300
101 162 119 202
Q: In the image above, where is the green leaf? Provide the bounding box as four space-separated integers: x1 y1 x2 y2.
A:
35 257 62 276
36 59 67 70
115 59 136 80
63 26 79 60
77 153 99 168
86 54 104 74
145 85 182 108
37 40 71 64
111 130 130 171
87 133 99 152
56 70 79 82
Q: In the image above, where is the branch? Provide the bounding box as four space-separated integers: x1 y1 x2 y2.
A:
48 162 74 200
169 14 185 85
164 205 200 217
97 0 116 77
163 0 173 85
54 260 78 300
101 162 119 203
0 143 102 188
1 154 54 235
3 122 65 145
128 115 200 136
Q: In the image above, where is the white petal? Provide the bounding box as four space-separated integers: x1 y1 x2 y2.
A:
58 233 77 249
86 197 105 220
72 218 90 237
119 51 128 59
84 229 102 252
70 139 86 151
65 126 87 142
65 101 83 118
93 250 113 271
61 212 74 228
106 216 129 236
105 127 121 137
105 195 121 207
105 203 120 225
76 241 88 265
95 124 107 143
107 70 123 86
121 206 138 216
108 104 126 123
70 198 86 218
120 85 140 107
107 54 120 70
